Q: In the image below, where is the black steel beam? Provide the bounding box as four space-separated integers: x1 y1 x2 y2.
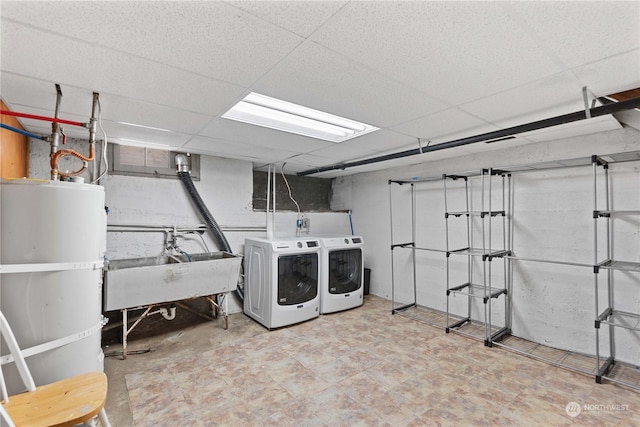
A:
298 96 640 176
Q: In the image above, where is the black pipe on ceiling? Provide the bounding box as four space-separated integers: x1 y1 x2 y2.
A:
297 96 640 176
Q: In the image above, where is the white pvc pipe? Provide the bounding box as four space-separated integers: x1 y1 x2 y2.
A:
272 166 276 238
266 164 272 240
160 307 176 321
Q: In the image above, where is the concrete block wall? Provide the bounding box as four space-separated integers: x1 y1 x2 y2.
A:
331 127 640 364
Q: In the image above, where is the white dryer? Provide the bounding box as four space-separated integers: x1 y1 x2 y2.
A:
244 237 320 329
318 236 364 314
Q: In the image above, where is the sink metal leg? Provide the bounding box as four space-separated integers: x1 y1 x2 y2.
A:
224 293 229 330
206 295 229 330
122 309 127 360
122 305 154 359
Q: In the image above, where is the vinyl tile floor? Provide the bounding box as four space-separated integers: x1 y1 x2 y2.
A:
103 295 640 426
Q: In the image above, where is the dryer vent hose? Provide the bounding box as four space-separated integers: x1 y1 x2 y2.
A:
177 170 244 302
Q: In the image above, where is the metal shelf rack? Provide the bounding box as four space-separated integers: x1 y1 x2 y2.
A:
388 150 640 390
388 175 446 328
443 168 511 346
593 155 640 390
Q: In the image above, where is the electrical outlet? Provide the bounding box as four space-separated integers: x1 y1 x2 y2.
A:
301 218 310 229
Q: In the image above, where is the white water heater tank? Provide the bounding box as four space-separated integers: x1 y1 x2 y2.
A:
0 179 106 394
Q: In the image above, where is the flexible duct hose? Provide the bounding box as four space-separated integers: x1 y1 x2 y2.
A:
177 171 232 252
177 170 244 302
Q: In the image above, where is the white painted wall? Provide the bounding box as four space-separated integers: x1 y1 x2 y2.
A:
332 127 640 364
29 141 350 314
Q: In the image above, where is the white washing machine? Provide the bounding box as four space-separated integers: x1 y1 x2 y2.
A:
244 237 320 329
318 236 364 314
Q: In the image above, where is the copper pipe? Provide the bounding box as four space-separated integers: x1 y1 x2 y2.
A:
50 143 95 177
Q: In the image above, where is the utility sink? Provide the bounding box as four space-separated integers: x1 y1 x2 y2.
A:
103 252 241 311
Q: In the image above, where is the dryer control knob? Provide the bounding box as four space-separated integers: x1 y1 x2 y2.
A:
297 242 303 248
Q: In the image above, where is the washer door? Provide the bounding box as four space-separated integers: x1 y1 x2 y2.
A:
277 253 318 305
328 249 362 294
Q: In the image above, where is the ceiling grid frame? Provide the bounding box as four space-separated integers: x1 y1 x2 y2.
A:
0 1 637 175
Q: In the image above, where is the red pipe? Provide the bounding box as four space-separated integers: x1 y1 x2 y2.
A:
0 110 84 127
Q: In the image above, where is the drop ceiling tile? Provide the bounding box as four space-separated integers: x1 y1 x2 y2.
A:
309 170 348 178
17 116 194 155
105 121 192 148
284 153 341 168
311 1 561 104
315 129 416 155
184 136 300 163
257 159 343 176
0 74 82 113
413 145 479 160
344 156 428 174
459 73 585 124
307 143 377 162
183 137 263 160
2 87 213 150
2 75 215 135
486 101 587 131
1 103 92 138
4 1 634 176
390 108 494 142
286 158 348 174
369 140 475 162
461 136 532 154
19 116 191 148
507 1 640 69
223 1 348 38
301 140 478 177
572 50 640 98
254 42 448 128
520 115 622 143
1 2 303 87
199 117 333 153
96 94 213 135
272 161 318 174
0 21 244 115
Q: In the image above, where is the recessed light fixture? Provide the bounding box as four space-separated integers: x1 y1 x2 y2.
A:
222 92 379 143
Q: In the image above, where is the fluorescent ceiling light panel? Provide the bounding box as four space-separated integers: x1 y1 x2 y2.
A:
222 92 379 142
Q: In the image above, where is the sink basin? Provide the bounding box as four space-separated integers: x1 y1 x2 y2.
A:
103 252 241 311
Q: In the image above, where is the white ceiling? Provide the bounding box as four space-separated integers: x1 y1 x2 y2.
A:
1 1 638 178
